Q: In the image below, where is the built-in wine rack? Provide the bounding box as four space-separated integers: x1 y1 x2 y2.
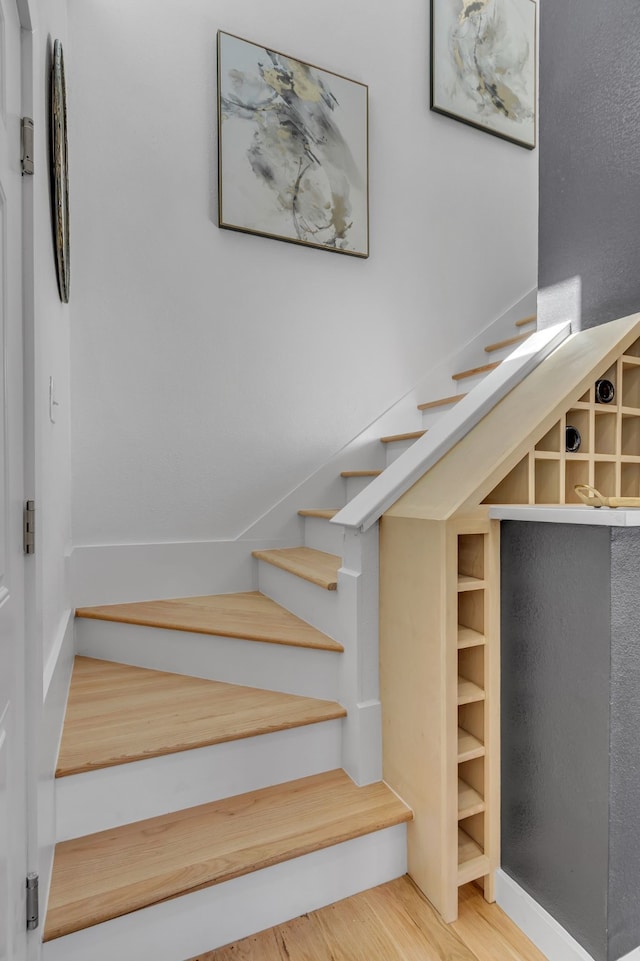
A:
484 341 640 505
454 523 499 894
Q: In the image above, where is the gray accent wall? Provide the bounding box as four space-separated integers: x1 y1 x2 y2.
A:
538 0 640 331
501 521 640 961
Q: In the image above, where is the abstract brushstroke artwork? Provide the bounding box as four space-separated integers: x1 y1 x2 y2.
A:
217 32 369 256
431 0 536 149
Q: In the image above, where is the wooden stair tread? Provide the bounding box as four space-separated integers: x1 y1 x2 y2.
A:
484 331 532 353
44 769 412 942
56 656 346 778
417 393 466 411
515 313 537 327
76 591 343 653
252 547 341 591
340 469 382 478
451 361 501 382
379 430 427 444
298 509 340 519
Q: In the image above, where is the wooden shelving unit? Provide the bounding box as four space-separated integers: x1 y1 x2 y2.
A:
484 344 640 506
454 525 498 896
380 317 640 926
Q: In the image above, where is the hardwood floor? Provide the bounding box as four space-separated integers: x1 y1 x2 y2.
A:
186 876 547 961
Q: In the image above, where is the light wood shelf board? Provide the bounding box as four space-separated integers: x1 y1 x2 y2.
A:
457 677 485 705
56 656 346 777
417 393 467 411
297 508 340 519
252 547 341 591
484 332 531 354
76 591 343 652
622 355 640 366
458 825 490 885
44 769 412 942
515 314 536 328
340 469 382 478
457 728 485 763
380 430 427 444
458 779 485 820
457 575 486 592
452 362 501 383
457 627 486 650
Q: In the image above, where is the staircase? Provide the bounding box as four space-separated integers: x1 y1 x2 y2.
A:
43 315 536 961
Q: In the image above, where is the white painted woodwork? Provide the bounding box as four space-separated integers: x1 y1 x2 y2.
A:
42 824 407 961
75 618 341 700
490 504 640 526
256 561 341 641
0 3 27 958
56 719 343 840
302 515 345 556
334 323 572 532
496 870 606 961
383 436 421 466
344 473 380 500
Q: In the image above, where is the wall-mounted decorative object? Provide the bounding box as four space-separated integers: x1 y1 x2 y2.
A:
51 38 70 302
430 0 536 149
217 31 369 257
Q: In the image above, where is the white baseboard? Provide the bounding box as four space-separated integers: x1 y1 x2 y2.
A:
496 869 614 961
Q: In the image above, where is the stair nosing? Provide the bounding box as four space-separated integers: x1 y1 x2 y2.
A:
417 393 466 411
484 331 532 353
451 360 501 382
379 430 427 444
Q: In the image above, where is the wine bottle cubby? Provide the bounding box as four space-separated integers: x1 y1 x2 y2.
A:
483 341 640 506
454 525 498 896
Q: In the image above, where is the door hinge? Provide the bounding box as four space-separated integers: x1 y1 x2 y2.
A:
26 873 39 930
21 117 34 175
23 500 35 555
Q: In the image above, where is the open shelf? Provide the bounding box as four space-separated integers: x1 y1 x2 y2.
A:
458 778 485 819
458 825 490 885
457 676 485 705
457 574 485 591
457 626 485 649
535 422 561 453
457 726 485 762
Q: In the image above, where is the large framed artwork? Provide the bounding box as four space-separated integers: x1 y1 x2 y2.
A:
217 31 369 257
431 0 536 150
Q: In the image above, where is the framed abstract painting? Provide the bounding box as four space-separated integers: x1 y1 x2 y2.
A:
431 0 536 149
217 31 369 257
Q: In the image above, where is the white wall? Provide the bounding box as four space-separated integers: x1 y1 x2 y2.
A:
68 0 538 547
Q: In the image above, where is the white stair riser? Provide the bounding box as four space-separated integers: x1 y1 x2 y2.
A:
256 563 340 640
345 475 377 500
454 371 489 392
303 516 345 556
384 437 419 466
42 824 408 961
56 720 343 840
76 619 340 700
420 402 461 430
